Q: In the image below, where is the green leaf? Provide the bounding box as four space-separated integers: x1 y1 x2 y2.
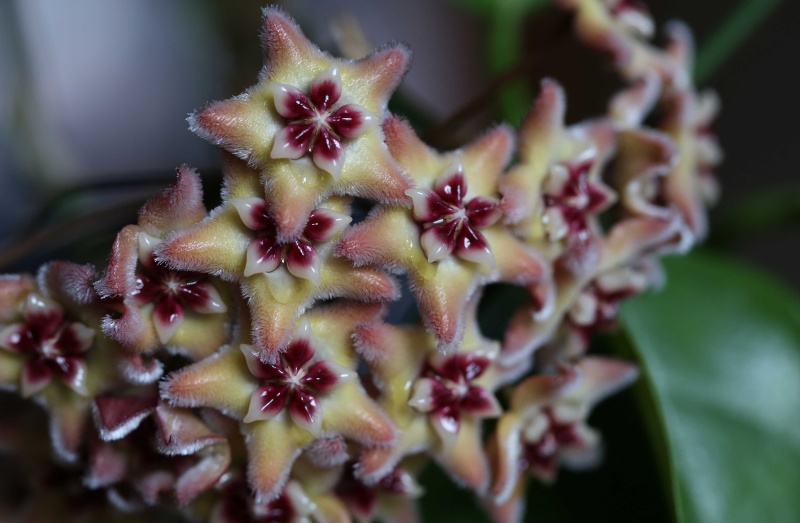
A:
448 0 548 16
695 0 786 84
621 252 800 523
710 183 800 246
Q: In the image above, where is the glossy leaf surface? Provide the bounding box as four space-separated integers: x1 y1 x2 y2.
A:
622 252 800 523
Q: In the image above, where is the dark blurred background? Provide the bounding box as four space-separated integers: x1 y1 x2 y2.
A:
0 1 796 521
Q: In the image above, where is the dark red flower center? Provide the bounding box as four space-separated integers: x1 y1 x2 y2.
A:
520 408 581 476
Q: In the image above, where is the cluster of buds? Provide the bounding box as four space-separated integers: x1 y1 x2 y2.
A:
0 3 719 522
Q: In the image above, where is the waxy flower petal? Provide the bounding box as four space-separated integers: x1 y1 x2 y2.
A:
160 160 394 358
340 118 551 351
163 302 394 502
268 67 377 179
501 79 616 254
188 9 411 240
488 357 637 519
240 326 354 435
0 293 95 398
97 168 231 359
354 294 501 493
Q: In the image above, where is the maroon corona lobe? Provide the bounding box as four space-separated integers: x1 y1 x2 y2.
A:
271 67 377 179
241 326 354 435
232 197 351 283
0 294 94 397
409 352 501 444
406 161 502 267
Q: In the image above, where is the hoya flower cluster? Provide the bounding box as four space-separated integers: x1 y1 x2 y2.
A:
0 3 719 522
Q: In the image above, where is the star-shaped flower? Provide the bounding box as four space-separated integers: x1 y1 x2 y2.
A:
486 357 638 523
133 241 228 345
0 263 122 463
566 263 650 347
97 166 232 365
497 80 690 369
159 157 399 359
339 117 552 351
408 351 502 445
500 79 617 257
271 66 378 176
500 231 669 369
406 160 502 267
231 196 351 282
161 302 396 502
241 322 355 435
189 8 412 240
0 293 94 397
353 294 502 493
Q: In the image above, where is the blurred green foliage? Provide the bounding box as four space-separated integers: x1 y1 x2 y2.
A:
622 253 800 522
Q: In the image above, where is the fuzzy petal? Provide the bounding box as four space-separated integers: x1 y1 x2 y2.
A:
161 346 254 419
245 417 314 503
93 395 157 441
138 165 207 236
436 416 490 493
322 381 397 447
490 413 525 503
